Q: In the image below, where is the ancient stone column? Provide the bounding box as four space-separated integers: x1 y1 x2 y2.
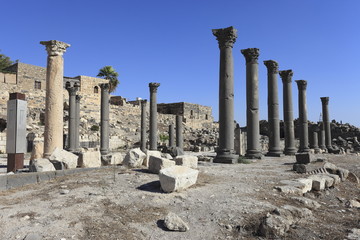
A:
140 99 147 153
264 60 282 157
318 122 326 150
66 82 79 152
100 83 110 155
321 97 332 150
40 40 70 157
296 80 310 153
176 115 183 150
310 131 320 153
241 48 262 159
169 123 175 148
212 26 238 163
149 82 160 150
279 70 297 155
75 95 82 151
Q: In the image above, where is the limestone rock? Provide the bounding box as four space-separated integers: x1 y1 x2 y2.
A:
175 155 198 169
295 152 315 164
30 142 44 161
347 228 360 240
78 151 101 168
291 197 321 209
110 152 124 165
324 162 349 180
308 175 326 191
48 147 78 169
29 158 56 172
144 150 162 167
163 212 189 232
278 178 313 194
123 148 146 168
23 233 42 240
162 153 173 160
149 156 175 174
159 166 198 193
346 200 360 208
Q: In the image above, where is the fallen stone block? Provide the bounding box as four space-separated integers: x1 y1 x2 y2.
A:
163 212 189 232
78 151 101 168
110 152 124 165
308 175 326 191
295 153 315 164
48 147 78 169
148 156 175 174
144 150 162 167
159 166 198 193
291 196 321 209
293 164 306 173
123 148 146 168
324 162 349 180
328 174 341 185
162 153 173 160
29 158 56 172
346 200 360 208
175 155 198 169
347 228 360 240
274 185 303 195
279 178 313 194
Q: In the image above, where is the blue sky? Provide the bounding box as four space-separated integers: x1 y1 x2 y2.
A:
2 0 360 127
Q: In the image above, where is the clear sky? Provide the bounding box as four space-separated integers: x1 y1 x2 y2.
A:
2 0 360 127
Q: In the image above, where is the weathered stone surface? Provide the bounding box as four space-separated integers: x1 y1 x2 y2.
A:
159 166 198 193
293 163 306 173
23 233 42 240
48 147 78 169
163 212 189 232
78 151 101 168
347 228 360 240
29 158 56 172
144 150 162 167
175 155 198 169
110 152 124 165
348 172 359 185
295 152 314 164
30 142 44 161
308 175 326 191
277 178 312 194
274 185 303 195
162 153 173 160
123 148 146 168
324 162 349 180
148 156 175 174
291 196 321 209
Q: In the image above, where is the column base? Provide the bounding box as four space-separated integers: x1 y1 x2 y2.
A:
297 147 310 153
313 148 321 154
7 153 24 173
213 151 238 164
266 151 284 157
100 149 109 155
245 150 263 159
284 148 297 156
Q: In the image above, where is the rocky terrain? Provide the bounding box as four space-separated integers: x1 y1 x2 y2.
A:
0 152 359 239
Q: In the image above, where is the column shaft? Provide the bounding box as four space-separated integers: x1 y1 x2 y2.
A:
40 40 70 157
66 83 78 152
169 123 175 148
75 95 81 151
149 83 160 150
100 83 110 155
264 60 282 157
310 131 320 153
321 97 332 150
140 100 147 152
176 115 183 150
212 26 238 163
280 70 297 155
296 80 310 152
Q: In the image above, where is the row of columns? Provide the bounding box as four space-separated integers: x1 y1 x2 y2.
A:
212 27 333 162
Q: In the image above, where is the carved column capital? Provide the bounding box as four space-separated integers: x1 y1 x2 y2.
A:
76 95 82 102
241 48 260 64
149 82 160 93
140 99 147 106
263 60 279 74
40 40 70 56
295 80 307 90
321 97 329 105
279 70 293 83
66 82 78 96
212 26 237 49
99 83 110 91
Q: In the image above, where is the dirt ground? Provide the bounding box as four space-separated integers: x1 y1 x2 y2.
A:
0 153 359 240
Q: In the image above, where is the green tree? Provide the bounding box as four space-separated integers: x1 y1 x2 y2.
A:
0 50 15 72
97 66 119 93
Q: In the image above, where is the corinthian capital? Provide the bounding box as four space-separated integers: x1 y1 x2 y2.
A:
149 82 160 93
263 60 279 74
99 83 110 91
241 48 259 64
295 80 307 90
40 40 70 56
321 97 329 105
279 70 293 83
212 26 237 49
76 95 82 102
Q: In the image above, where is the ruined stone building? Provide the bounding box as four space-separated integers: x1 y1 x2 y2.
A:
0 62 215 152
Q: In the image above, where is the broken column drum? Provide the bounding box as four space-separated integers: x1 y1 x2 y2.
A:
140 99 147 153
279 70 297 155
321 97 332 150
176 115 183 150
75 95 82 151
40 40 70 157
100 83 110 155
310 130 320 153
169 123 175 148
241 48 262 159
264 60 282 157
296 80 310 153
318 122 326 150
149 82 160 150
212 26 238 164
66 82 79 152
